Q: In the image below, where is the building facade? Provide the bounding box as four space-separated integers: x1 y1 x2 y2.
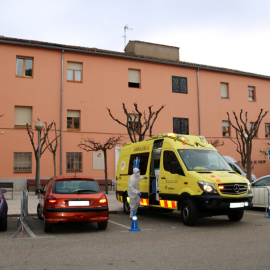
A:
0 37 270 190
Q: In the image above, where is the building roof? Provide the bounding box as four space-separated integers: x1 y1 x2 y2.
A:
1 35 269 80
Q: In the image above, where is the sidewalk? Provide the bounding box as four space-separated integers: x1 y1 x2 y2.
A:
5 190 123 217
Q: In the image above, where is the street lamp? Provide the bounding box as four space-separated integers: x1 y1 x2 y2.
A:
35 121 43 193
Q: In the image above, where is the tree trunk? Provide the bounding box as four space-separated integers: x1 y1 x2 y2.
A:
103 149 108 194
53 153 56 177
246 141 252 182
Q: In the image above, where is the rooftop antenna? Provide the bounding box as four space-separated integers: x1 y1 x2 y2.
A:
123 24 132 49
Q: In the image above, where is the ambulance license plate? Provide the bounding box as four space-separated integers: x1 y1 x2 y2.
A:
68 201 89 206
230 202 244 208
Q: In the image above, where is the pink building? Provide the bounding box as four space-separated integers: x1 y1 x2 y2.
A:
0 37 270 190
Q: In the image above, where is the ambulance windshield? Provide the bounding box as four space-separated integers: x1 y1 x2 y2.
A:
178 149 232 171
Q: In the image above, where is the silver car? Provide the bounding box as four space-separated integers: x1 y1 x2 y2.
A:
251 176 270 208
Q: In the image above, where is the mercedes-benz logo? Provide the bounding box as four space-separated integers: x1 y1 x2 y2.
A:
233 184 240 193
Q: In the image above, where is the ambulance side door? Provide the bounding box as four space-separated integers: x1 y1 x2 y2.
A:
159 150 185 195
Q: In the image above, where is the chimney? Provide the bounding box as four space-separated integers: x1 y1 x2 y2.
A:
125 41 179 61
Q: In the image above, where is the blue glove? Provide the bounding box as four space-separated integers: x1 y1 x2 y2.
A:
137 192 142 197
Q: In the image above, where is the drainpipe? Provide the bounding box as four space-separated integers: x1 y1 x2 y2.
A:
60 50 64 175
197 68 201 135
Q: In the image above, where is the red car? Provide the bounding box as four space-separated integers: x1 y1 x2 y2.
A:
37 176 109 232
0 188 8 231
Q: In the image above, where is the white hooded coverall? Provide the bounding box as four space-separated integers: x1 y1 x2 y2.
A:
128 167 143 218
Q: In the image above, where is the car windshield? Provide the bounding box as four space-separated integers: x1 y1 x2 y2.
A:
52 180 100 194
178 149 232 172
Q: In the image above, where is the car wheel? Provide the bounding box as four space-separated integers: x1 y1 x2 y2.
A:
123 195 130 214
43 218 53 233
227 209 244 222
97 221 108 230
0 216 7 231
37 204 43 220
181 199 197 226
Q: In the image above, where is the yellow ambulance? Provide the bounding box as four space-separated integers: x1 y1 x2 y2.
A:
116 133 253 226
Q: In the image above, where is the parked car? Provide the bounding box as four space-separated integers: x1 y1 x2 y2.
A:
0 188 8 231
37 176 109 232
251 175 270 208
223 156 257 182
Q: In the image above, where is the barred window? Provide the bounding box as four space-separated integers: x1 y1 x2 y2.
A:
14 152 32 172
172 76 188 94
66 153 82 172
173 117 189 134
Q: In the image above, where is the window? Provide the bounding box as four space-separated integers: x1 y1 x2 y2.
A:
248 86 255 101
128 152 150 175
128 114 140 131
265 123 270 138
128 69 140 88
250 122 257 137
67 62 82 82
14 106 32 128
67 110 80 130
172 76 188 94
16 57 33 77
163 151 179 172
66 153 82 172
173 117 189 134
221 83 228 98
14 153 32 172
222 121 230 137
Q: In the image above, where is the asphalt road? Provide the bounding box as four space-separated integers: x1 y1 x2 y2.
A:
1 208 270 270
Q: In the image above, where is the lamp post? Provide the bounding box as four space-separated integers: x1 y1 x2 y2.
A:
35 121 43 193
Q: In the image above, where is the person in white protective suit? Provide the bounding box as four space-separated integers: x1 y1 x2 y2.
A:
128 167 146 218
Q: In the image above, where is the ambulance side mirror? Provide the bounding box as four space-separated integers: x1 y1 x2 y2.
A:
170 162 185 176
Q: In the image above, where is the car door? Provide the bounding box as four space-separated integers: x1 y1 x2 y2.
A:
251 177 270 206
159 150 185 196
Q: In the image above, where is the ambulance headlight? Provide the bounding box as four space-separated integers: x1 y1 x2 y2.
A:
198 181 217 193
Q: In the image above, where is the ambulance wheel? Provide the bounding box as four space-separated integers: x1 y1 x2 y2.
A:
123 196 130 214
227 209 244 222
181 199 197 226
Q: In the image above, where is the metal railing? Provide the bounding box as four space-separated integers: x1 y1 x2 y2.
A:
14 190 33 238
251 187 270 217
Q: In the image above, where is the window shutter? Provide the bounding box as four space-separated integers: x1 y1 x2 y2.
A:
128 69 140 83
67 62 82 70
14 107 32 126
67 110 80 117
221 83 228 98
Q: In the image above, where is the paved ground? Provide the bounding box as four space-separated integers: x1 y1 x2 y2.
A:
5 190 123 217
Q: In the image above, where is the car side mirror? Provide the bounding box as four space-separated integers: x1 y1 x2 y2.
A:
170 162 185 176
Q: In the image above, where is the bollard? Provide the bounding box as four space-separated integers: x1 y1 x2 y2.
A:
266 207 270 218
129 211 140 231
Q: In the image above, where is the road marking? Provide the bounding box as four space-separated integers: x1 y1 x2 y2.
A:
109 220 130 229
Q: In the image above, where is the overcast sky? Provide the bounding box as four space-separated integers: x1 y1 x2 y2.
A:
1 0 270 75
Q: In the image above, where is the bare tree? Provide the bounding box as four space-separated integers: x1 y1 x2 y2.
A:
78 136 122 194
45 122 61 177
227 109 268 181
107 102 165 142
208 139 224 148
27 121 55 191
